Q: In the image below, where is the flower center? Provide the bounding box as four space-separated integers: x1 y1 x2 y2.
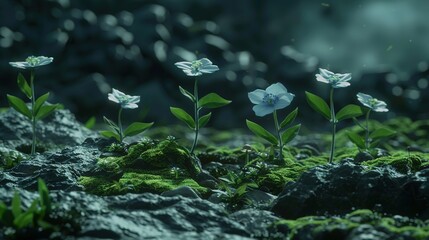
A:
191 60 203 72
25 56 40 66
263 93 279 105
369 98 378 107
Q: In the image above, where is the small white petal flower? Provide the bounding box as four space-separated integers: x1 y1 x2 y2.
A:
174 58 219 76
248 83 295 117
357 92 388 112
315 68 351 88
108 88 140 109
9 56 54 69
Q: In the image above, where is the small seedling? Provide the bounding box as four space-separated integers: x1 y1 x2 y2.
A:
171 58 231 155
246 83 301 163
306 68 363 163
100 88 153 144
347 92 395 150
8 56 60 155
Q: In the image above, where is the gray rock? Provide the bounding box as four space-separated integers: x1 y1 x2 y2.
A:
245 189 276 206
272 159 429 219
0 189 254 239
0 109 96 152
230 209 281 239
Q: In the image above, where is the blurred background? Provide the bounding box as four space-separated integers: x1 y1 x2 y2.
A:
0 0 428 130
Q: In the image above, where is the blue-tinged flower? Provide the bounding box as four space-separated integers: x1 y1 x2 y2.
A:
316 68 351 88
174 58 219 76
248 83 295 117
9 56 53 69
357 92 388 112
108 88 140 109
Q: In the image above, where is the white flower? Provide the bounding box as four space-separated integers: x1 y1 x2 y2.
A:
108 88 140 109
9 56 53 69
315 68 351 88
357 93 388 112
174 58 219 76
248 83 295 117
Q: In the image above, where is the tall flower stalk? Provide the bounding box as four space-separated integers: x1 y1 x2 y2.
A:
247 83 300 163
101 88 153 144
172 58 231 156
306 68 363 163
347 92 394 150
8 56 58 155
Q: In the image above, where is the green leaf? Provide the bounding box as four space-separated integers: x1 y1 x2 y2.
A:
246 120 278 145
17 73 32 99
347 131 365 149
198 93 231 108
170 107 195 129
11 192 21 219
100 130 120 141
179 86 195 102
123 122 154 137
198 112 212 128
13 212 33 229
336 104 363 121
35 104 58 121
7 94 32 119
370 140 381 148
38 178 51 213
85 116 96 129
281 124 301 144
280 108 298 129
370 128 396 140
34 92 50 116
103 116 119 130
305 91 331 120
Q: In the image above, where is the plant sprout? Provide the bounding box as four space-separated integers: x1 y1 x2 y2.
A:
8 56 59 155
347 93 395 150
171 57 231 155
246 83 301 163
306 68 363 163
101 88 153 143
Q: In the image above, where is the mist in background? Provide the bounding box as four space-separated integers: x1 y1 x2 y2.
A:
1 0 428 129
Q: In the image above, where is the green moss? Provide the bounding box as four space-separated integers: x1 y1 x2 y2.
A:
0 147 25 170
362 151 429 173
80 139 208 196
274 209 429 239
79 169 210 196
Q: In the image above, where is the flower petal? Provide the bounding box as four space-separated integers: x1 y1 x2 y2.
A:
333 81 351 88
319 68 335 78
316 74 329 84
200 65 219 73
174 61 192 70
108 93 119 103
337 73 351 82
123 103 139 109
199 58 213 66
266 83 288 96
253 104 275 117
248 89 265 104
274 97 292 111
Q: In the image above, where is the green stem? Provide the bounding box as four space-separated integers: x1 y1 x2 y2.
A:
365 109 371 149
30 70 36 156
190 78 199 155
118 107 124 143
329 87 336 163
273 110 283 163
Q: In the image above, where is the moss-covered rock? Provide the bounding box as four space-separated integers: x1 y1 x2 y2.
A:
80 139 209 196
362 151 429 173
274 209 429 240
0 147 26 170
80 169 210 196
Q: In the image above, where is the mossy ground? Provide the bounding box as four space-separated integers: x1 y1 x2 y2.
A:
79 139 210 196
274 209 429 239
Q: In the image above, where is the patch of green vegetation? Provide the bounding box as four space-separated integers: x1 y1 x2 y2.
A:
362 151 429 173
80 139 209 196
255 146 357 194
80 169 210 196
274 209 429 239
0 147 25 170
